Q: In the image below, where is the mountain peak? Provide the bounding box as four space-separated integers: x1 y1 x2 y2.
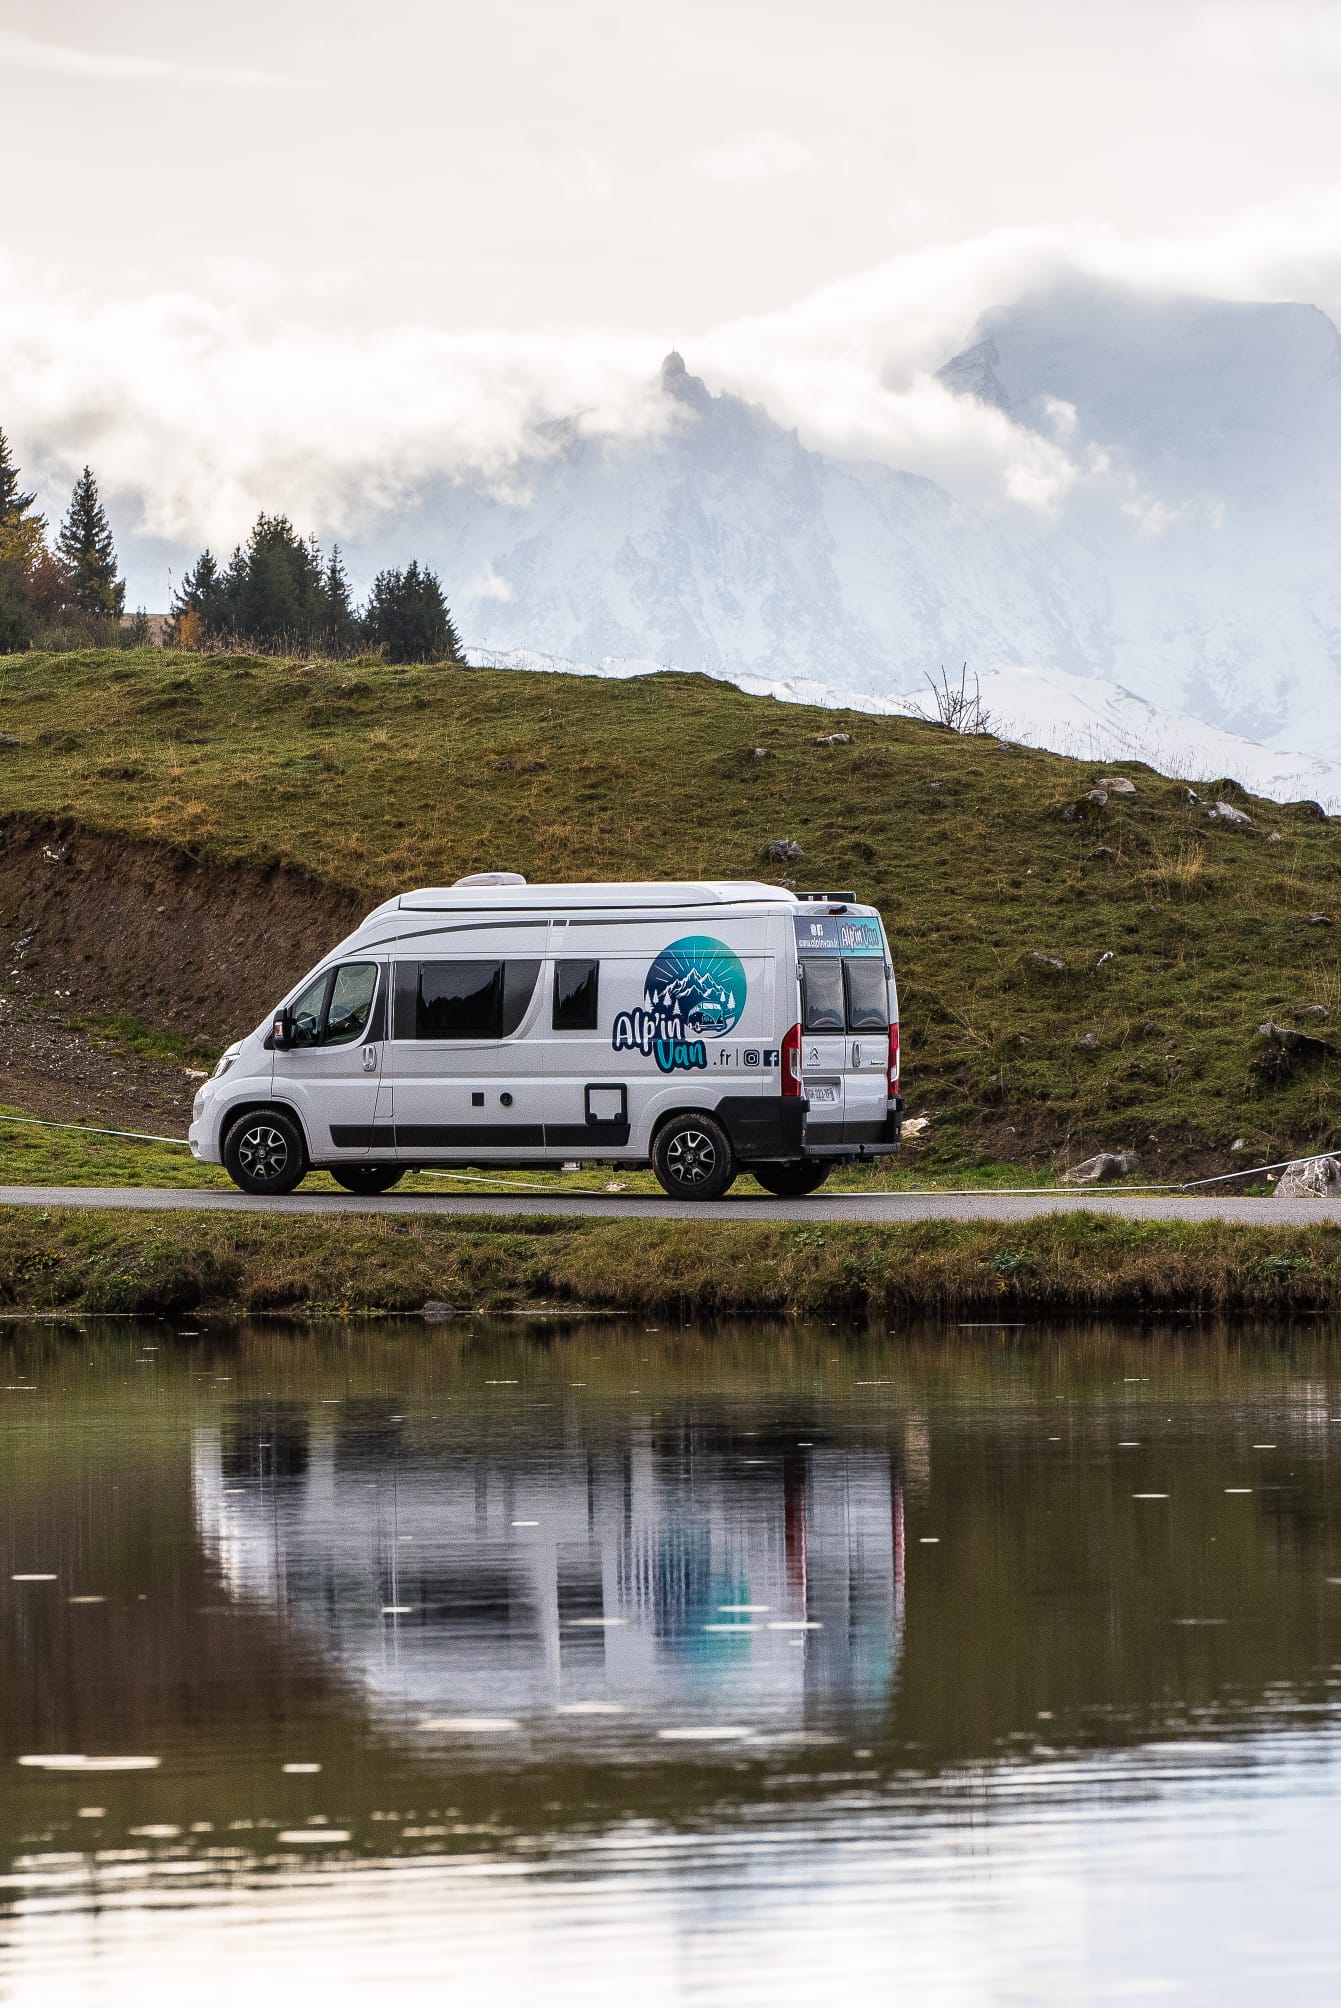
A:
659 349 712 410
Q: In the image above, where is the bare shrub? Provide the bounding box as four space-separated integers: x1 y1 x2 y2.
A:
915 662 994 734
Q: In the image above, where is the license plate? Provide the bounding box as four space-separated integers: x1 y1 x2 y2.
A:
808 1084 840 1105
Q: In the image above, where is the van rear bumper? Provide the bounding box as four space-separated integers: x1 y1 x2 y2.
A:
802 1100 903 1161
714 1096 903 1163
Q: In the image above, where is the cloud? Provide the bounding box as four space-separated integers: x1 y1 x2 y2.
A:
0 28 305 91
690 131 815 185
10 180 1341 569
1193 1 1341 77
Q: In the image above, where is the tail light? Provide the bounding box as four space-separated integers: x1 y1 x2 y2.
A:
782 1021 803 1097
888 1022 900 1096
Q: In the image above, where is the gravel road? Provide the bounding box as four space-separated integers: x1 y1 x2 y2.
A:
1 1185 1338 1225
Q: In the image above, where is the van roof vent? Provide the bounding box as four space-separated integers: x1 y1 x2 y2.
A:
452 871 529 888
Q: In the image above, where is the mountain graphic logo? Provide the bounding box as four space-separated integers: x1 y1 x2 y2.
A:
643 936 747 1038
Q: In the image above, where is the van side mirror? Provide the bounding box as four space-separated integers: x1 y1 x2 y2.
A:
268 1007 293 1051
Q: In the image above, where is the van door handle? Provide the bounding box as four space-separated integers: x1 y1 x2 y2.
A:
852 1042 861 1067
361 1044 378 1073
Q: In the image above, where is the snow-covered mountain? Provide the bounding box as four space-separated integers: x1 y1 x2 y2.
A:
356 285 1341 765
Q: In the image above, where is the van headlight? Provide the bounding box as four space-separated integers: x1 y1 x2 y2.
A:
212 1043 241 1081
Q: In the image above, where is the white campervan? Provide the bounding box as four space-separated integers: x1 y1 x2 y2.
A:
190 877 902 1201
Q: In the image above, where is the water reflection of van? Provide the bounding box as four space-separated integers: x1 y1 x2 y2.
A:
188 878 902 1200
192 1407 905 1725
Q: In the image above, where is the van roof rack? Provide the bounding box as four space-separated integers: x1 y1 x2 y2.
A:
798 890 857 903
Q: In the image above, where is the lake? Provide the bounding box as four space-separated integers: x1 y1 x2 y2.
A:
2 1316 1340 2004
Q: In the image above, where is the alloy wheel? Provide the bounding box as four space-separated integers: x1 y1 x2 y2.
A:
665 1128 717 1187
236 1124 290 1181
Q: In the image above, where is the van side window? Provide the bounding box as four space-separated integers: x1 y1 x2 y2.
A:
843 958 889 1032
800 958 845 1033
325 963 379 1045
393 960 541 1039
289 971 330 1048
554 958 599 1030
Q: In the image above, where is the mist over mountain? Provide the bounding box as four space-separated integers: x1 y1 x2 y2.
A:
336 282 1341 763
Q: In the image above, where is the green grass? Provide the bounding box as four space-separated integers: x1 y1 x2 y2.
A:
0 645 1339 1168
1 1205 1340 1319
0 1105 1054 1195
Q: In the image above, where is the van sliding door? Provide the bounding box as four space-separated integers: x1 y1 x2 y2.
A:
387 954 545 1161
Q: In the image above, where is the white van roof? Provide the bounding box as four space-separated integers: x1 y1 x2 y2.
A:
363 879 797 920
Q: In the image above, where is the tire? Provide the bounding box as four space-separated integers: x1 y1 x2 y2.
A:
222 1109 309 1196
330 1165 404 1196
751 1160 832 1198
652 1113 737 1201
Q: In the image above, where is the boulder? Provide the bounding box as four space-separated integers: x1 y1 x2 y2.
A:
813 732 850 746
1027 951 1067 974
1254 1020 1333 1081
1306 912 1333 926
1063 1150 1140 1184
1076 1031 1100 1050
1267 831 1284 844
1095 775 1137 794
1275 1156 1341 1198
1085 788 1109 807
1208 800 1253 828
765 838 805 862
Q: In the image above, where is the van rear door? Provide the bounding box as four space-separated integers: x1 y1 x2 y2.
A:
794 910 891 1149
840 940 892 1144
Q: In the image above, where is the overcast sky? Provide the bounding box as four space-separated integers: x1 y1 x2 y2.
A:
6 0 1341 571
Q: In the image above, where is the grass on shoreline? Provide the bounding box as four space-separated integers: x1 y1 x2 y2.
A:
1 1207 1339 1321
0 1103 1059 1196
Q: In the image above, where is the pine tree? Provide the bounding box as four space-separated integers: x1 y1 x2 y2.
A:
364 559 462 664
228 513 326 647
321 545 357 653
57 466 125 618
0 428 37 527
168 549 224 646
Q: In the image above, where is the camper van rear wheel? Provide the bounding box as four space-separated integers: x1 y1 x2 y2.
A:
223 1109 309 1196
330 1166 404 1196
652 1113 737 1201
751 1160 832 1198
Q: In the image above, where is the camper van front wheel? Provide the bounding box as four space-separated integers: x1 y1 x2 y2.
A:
223 1110 309 1195
652 1113 737 1201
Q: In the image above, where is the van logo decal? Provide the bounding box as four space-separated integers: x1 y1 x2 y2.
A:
612 936 748 1073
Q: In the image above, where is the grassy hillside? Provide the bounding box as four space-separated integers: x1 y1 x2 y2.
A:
0 644 1339 1174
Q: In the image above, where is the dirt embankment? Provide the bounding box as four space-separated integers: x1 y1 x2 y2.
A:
0 816 362 1127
